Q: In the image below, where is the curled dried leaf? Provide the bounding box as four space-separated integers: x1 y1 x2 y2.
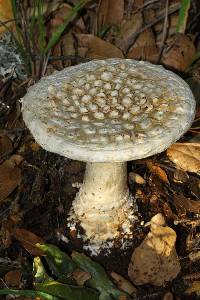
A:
128 213 180 286
0 155 23 202
98 0 124 27
147 161 169 183
167 143 200 174
72 268 91 286
77 34 124 59
11 228 44 256
0 135 12 156
110 272 137 296
162 33 196 72
0 0 13 34
173 194 200 214
5 270 22 287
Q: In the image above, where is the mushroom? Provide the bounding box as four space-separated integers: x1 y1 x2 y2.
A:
22 59 195 251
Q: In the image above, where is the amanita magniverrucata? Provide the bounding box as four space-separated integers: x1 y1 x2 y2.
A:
22 59 195 251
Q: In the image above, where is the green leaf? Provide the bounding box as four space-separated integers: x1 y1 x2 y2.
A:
36 281 99 300
0 288 58 300
37 244 77 282
176 0 191 33
44 0 92 53
72 251 125 299
33 256 53 283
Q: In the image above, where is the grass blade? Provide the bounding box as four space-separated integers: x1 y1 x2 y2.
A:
44 0 92 53
176 0 191 33
37 0 46 52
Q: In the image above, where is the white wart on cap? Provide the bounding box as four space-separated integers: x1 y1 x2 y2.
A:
22 59 195 163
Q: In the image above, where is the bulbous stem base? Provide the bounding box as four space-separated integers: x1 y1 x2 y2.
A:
69 162 136 248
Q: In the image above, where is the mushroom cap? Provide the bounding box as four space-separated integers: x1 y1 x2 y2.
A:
22 59 195 162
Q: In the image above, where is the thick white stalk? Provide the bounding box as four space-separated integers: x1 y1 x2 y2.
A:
69 162 135 245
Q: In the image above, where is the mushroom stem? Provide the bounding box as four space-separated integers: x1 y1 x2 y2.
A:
69 162 135 245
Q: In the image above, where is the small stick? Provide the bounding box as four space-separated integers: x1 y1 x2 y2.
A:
156 0 169 64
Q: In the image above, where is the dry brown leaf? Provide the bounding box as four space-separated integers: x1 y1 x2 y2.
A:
162 34 196 72
127 29 159 63
0 0 13 34
5 270 22 287
128 213 181 286
173 169 189 183
163 292 174 300
173 194 200 214
162 202 174 219
51 33 76 69
0 135 12 156
114 12 143 52
6 102 23 129
167 143 200 174
147 161 169 183
72 268 91 286
0 155 23 202
48 3 85 35
185 281 200 297
11 228 44 256
110 272 137 296
188 251 200 262
30 142 41 152
129 172 146 185
77 34 124 59
98 0 124 28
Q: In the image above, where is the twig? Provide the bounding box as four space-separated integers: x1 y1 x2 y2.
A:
156 0 169 64
48 55 91 63
133 0 160 15
0 18 16 26
41 51 51 77
126 2 181 54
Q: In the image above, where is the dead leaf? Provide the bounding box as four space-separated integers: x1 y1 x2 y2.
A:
173 169 189 183
0 0 13 34
72 268 91 286
5 270 22 287
11 228 44 256
51 32 76 70
127 29 159 63
30 142 41 152
189 177 200 199
162 34 196 72
114 12 143 52
163 292 174 300
0 155 23 202
167 143 200 174
129 172 146 185
173 194 200 214
185 281 200 297
189 251 200 262
6 102 23 129
147 161 169 183
110 272 137 296
77 34 124 59
128 213 181 286
97 0 124 28
162 202 175 219
48 3 85 35
0 135 12 156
